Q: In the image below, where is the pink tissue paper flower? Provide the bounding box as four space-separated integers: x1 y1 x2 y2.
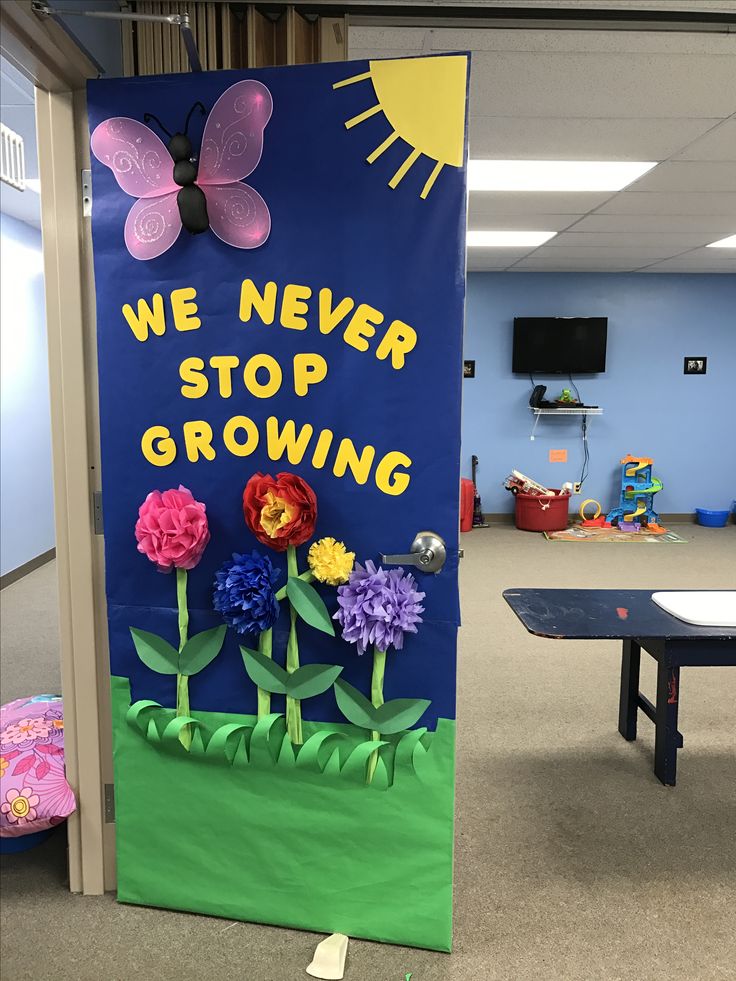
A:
135 486 210 572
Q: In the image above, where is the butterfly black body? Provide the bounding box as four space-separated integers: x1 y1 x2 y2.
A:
145 104 209 235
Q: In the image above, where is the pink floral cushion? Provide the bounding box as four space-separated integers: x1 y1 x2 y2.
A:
0 696 76 837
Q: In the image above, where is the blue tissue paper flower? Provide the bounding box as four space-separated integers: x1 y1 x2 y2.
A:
213 550 280 635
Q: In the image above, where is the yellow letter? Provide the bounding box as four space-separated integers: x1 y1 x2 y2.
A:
293 353 328 396
122 293 166 342
223 415 260 457
183 421 216 463
344 304 383 352
319 288 354 335
141 425 176 467
266 416 314 465
333 438 376 485
280 284 312 330
180 357 208 399
376 319 417 369
375 451 412 496
239 279 277 325
311 428 334 469
171 286 201 332
243 354 283 399
209 355 240 398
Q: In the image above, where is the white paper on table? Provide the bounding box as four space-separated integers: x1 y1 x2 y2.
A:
651 591 736 628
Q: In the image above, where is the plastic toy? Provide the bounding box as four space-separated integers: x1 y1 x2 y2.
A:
556 388 576 404
503 469 556 497
606 454 663 528
579 498 612 528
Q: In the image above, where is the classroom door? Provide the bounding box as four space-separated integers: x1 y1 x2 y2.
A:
87 54 468 951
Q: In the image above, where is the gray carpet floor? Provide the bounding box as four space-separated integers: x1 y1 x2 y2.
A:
1 526 735 981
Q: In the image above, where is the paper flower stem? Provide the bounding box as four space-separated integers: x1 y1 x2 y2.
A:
176 567 191 749
275 569 314 602
257 627 273 718
285 545 303 745
366 647 387 784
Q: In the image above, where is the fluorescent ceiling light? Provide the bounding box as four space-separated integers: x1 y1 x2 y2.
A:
468 160 658 192
706 234 736 248
468 230 557 247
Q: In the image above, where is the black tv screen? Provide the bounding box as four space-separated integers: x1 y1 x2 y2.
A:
512 317 607 374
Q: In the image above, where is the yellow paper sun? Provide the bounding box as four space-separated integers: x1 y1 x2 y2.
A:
333 54 468 199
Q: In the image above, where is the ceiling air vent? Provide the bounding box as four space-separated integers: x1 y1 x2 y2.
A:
0 123 26 191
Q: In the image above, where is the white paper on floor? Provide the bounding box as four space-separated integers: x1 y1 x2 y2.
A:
306 933 349 980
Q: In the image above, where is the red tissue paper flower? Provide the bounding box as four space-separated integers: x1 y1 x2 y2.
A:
135 486 210 572
243 472 317 552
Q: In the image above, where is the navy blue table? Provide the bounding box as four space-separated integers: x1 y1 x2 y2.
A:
503 588 736 786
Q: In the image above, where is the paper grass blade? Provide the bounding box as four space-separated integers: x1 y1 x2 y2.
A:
130 627 179 674
286 576 335 636
179 625 227 675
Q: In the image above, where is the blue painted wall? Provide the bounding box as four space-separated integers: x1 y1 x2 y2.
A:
462 273 736 515
0 216 55 575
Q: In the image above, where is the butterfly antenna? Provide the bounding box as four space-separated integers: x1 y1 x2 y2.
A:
143 112 172 139
184 101 207 135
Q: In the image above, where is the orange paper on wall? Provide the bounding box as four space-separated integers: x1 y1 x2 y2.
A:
549 449 567 463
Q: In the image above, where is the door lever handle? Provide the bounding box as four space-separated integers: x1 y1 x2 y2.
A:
381 531 448 574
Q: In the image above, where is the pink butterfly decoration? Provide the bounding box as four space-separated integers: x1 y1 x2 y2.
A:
90 80 273 261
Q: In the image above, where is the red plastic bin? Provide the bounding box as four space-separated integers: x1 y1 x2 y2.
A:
514 489 570 532
460 478 474 532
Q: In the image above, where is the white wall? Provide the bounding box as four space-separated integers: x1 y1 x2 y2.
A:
0 214 55 575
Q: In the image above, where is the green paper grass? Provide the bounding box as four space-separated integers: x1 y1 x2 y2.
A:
111 676 455 950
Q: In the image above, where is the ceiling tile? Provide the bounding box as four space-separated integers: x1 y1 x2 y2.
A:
674 119 736 161
469 191 610 217
546 231 714 248
626 161 736 193
467 116 719 161
571 214 736 235
597 192 736 216
469 52 736 119
468 213 578 233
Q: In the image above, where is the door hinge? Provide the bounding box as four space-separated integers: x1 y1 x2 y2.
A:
81 168 91 217
93 490 103 535
104 783 115 823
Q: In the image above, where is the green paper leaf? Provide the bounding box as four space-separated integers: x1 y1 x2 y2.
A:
161 715 201 752
240 646 288 695
373 698 432 735
341 740 389 782
395 727 428 770
126 700 162 736
205 723 252 764
179 625 227 676
286 577 335 636
130 628 179 675
286 663 343 700
250 713 286 767
333 678 377 730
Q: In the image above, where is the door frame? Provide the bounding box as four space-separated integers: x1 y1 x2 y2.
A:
0 0 112 894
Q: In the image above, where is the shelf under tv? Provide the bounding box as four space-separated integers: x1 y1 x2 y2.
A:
529 406 602 440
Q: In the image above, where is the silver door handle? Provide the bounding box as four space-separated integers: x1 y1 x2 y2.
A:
381 531 453 574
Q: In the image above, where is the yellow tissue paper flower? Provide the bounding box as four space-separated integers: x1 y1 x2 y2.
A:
307 537 355 586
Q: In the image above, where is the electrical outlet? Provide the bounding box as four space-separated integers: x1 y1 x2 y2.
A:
573 482 582 494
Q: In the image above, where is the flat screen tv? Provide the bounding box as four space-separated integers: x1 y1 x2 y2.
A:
512 317 607 374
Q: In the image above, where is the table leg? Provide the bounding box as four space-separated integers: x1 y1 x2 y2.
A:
618 639 641 741
654 660 681 786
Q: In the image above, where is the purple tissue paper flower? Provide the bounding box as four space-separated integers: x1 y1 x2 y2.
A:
213 550 280 635
334 560 425 655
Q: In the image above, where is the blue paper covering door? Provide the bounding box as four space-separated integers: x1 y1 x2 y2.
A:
88 55 468 949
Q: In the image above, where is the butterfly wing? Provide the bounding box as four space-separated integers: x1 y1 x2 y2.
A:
91 117 176 198
198 81 273 186
124 191 182 261
202 183 271 250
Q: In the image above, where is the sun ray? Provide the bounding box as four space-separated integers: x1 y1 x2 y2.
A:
420 161 444 200
344 103 382 130
389 148 421 189
366 130 399 164
332 71 372 90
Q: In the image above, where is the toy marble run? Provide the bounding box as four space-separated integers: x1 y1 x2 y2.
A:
606 454 663 530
